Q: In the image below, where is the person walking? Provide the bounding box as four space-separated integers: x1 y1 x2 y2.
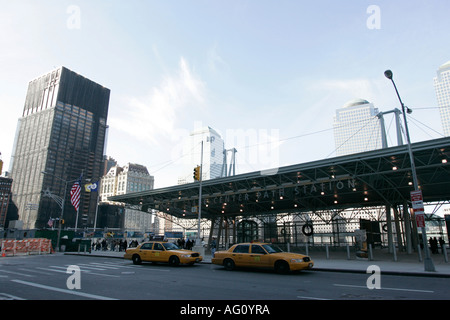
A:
439 237 445 253
210 237 217 258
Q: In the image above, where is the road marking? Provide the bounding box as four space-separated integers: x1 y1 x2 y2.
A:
93 261 127 265
297 295 331 300
0 293 26 300
37 267 70 274
83 272 120 278
11 279 118 300
85 263 120 269
0 269 34 277
50 265 101 273
67 264 109 271
18 268 54 276
38 266 119 278
333 283 434 293
105 263 171 272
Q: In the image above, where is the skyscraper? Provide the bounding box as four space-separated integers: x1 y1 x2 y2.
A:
9 67 110 229
333 99 382 156
434 61 450 136
179 126 225 184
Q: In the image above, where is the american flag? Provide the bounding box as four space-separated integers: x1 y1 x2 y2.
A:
70 176 82 211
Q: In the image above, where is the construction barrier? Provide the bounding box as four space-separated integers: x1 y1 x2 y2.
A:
1 239 53 257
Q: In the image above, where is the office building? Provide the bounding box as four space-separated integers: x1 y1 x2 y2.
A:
100 162 156 232
100 163 154 203
9 67 110 229
0 177 13 228
333 99 382 156
179 126 225 184
434 61 450 136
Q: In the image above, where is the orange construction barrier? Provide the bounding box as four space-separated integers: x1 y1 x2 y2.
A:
0 239 53 257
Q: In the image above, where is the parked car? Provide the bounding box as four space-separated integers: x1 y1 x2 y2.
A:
124 241 203 266
211 242 313 273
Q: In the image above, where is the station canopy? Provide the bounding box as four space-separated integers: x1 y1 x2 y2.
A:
109 137 450 220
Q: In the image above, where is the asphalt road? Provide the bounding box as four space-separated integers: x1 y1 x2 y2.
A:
1 254 449 304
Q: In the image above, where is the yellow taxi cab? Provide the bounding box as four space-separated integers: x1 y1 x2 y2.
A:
211 242 313 273
124 241 203 266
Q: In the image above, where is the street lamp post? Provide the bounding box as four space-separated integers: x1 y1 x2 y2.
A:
384 70 436 272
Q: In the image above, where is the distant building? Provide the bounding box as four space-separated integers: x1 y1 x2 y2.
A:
100 162 156 232
102 156 117 176
434 61 450 136
0 177 13 228
333 99 382 156
9 67 110 229
179 126 225 184
100 163 154 202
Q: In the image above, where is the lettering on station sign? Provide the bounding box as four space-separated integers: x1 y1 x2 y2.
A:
157 178 358 209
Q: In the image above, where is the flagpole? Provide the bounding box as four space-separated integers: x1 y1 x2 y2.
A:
93 190 99 231
71 172 83 232
75 208 79 231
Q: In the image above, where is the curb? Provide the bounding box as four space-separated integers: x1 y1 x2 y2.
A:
64 252 450 278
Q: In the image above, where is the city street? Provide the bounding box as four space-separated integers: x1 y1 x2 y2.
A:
1 254 449 302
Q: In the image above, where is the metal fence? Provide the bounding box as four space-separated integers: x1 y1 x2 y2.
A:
207 215 449 252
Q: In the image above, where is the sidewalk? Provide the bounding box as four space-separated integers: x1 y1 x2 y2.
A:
66 248 450 278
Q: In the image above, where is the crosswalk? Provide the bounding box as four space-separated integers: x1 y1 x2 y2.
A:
0 260 166 300
0 260 168 280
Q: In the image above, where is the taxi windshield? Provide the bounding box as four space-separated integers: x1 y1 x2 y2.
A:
262 244 283 253
162 242 180 250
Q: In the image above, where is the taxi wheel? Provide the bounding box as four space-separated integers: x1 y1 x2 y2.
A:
275 260 290 274
223 258 235 271
169 256 180 267
132 254 142 265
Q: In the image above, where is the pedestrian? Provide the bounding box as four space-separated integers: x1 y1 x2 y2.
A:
439 237 445 253
210 237 217 258
430 237 438 254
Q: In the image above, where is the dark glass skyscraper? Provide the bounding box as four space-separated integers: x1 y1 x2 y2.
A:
10 67 110 229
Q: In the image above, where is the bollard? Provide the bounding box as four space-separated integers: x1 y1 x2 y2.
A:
346 244 350 260
393 245 397 262
368 244 373 261
325 244 329 260
443 245 448 263
417 245 423 262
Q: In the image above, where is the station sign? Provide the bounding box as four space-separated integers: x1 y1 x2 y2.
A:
410 190 425 228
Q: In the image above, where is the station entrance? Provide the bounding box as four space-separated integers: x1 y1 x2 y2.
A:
110 137 450 257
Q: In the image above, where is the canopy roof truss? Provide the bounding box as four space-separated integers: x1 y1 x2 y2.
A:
109 137 450 222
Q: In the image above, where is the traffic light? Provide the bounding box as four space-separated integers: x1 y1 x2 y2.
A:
193 166 201 181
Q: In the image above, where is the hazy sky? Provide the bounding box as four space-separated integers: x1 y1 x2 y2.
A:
1 0 449 188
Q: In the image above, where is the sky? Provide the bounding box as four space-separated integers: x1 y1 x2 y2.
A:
1 0 450 190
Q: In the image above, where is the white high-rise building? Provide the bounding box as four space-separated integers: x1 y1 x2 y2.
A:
434 61 450 136
333 99 382 156
100 162 156 232
178 126 225 184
